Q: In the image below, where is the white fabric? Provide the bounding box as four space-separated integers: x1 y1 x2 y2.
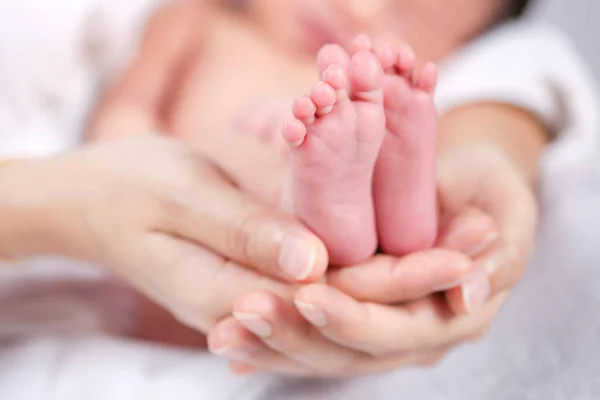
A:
0 0 158 158
0 3 599 398
436 22 600 205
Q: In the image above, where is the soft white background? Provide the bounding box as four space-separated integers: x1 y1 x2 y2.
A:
535 0 599 83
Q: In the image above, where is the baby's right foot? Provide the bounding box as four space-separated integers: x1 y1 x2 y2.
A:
281 47 386 265
353 36 439 255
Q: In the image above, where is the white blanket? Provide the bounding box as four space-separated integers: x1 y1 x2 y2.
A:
0 2 599 398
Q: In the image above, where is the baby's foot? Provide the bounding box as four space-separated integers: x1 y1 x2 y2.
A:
354 36 439 255
281 46 385 265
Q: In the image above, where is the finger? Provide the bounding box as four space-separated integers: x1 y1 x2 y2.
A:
444 268 491 316
437 149 536 298
158 164 328 283
437 208 498 315
438 207 498 257
229 361 258 376
295 284 506 355
227 348 448 377
229 344 451 377
231 291 362 374
207 317 306 376
222 318 449 377
327 251 474 303
456 153 537 296
476 172 537 295
482 237 530 297
136 233 294 331
221 304 453 377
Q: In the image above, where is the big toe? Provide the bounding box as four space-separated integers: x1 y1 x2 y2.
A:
348 51 384 104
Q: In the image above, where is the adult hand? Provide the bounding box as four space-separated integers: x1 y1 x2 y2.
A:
0 136 329 333
437 143 537 314
205 252 497 377
206 141 537 377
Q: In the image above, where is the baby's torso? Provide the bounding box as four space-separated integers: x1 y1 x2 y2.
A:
168 10 318 144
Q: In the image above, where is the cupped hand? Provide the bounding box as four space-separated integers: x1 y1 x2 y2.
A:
437 142 537 314
207 141 537 377
205 252 500 377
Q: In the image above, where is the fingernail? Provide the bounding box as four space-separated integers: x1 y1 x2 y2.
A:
437 278 467 292
295 301 327 327
209 344 229 356
233 313 273 338
466 231 499 258
436 256 474 291
210 345 252 360
278 233 316 280
483 246 518 275
461 270 491 314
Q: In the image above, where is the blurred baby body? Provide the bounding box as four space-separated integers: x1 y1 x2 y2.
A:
102 0 494 264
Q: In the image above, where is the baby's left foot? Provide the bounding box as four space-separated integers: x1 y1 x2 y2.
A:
281 47 386 265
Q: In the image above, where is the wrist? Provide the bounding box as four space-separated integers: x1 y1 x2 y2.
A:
0 156 82 259
439 103 548 186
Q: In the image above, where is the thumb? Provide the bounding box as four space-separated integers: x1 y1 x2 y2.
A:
160 162 328 283
438 208 497 315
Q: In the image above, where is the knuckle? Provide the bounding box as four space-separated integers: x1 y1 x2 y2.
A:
384 259 405 301
226 206 274 265
155 191 186 225
280 324 319 355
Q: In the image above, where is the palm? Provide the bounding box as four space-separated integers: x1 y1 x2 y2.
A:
436 144 537 293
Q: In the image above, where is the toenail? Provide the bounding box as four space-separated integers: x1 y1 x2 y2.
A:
316 105 334 117
295 301 327 327
278 233 317 280
234 313 273 338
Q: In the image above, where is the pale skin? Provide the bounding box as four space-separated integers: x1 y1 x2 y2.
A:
83 0 547 376
3 103 536 375
0 136 485 347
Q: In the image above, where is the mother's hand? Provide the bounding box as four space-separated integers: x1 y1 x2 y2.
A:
207 141 538 377
437 143 538 314
0 136 328 332
206 250 498 377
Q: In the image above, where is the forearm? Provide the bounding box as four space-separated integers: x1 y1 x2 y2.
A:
438 103 549 185
0 158 73 259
